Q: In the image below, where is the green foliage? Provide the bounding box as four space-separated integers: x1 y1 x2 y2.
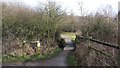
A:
40 48 62 60
2 55 30 63
67 52 78 66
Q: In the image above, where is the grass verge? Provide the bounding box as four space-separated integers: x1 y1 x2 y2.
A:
67 52 78 66
2 48 62 63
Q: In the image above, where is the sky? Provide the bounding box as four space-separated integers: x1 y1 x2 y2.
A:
21 0 120 15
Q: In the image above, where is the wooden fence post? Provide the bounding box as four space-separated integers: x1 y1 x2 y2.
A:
22 40 26 56
37 41 41 54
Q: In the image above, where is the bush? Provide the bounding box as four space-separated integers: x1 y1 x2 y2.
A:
2 2 65 56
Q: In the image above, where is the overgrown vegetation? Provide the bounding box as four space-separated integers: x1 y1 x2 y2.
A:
73 3 118 66
2 2 65 62
2 1 118 66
